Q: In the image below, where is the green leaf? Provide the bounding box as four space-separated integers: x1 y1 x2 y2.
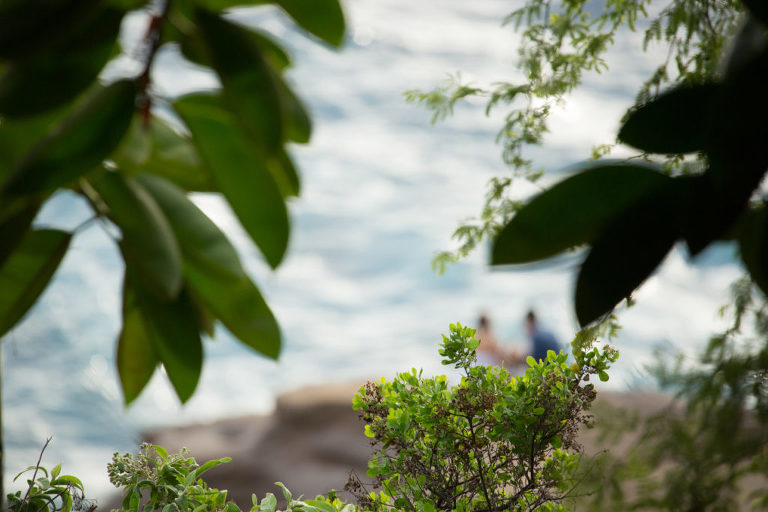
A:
275 482 291 503
188 0 345 47
0 202 40 268
113 115 213 191
118 280 160 405
137 174 281 359
272 150 300 197
261 493 277 512
304 501 336 512
223 503 241 512
128 276 204 404
575 180 683 326
174 93 289 268
49 475 83 491
275 77 311 144
532 407 545 415
618 83 719 154
685 49 768 256
51 464 61 481
1 79 137 198
276 0 345 47
63 493 73 512
598 371 609 382
109 115 152 171
178 23 292 72
143 117 213 191
0 7 124 118
194 457 231 479
492 163 670 265
0 229 71 337
90 172 183 302
195 9 283 153
0 107 70 183
738 205 768 297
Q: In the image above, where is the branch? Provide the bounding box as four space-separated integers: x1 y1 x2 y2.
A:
21 437 53 504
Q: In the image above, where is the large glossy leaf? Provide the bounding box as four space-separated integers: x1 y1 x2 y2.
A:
618 84 719 155
195 9 283 153
0 107 69 182
117 280 159 405
0 7 124 118
178 23 291 72
0 202 40 268
1 80 137 198
491 163 670 265
137 173 281 359
272 149 300 197
174 93 289 268
575 181 683 326
144 117 214 191
0 229 71 337
125 260 204 404
276 0 345 47
275 75 311 144
738 205 768 298
90 172 182 302
708 47 768 180
190 0 345 47
684 47 768 256
114 115 213 191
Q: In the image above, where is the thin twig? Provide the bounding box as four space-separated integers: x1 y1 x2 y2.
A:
21 437 53 504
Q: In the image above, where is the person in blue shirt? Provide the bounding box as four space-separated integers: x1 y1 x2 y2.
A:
525 310 561 362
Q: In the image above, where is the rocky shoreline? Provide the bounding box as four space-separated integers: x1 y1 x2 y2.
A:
104 382 678 510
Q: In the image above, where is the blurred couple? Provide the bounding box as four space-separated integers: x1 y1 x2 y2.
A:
475 310 561 368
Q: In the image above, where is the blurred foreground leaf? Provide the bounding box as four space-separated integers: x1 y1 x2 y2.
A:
0 229 72 337
492 163 669 265
174 93 289 268
138 173 281 359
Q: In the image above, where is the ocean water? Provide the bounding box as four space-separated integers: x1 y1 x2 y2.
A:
2 0 743 503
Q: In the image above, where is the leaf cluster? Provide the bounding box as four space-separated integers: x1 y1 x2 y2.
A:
0 0 345 404
252 483 356 512
419 0 743 272
6 439 93 512
107 443 235 512
492 2 768 326
347 323 618 512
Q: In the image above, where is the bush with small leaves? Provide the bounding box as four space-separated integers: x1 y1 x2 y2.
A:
347 323 618 512
251 482 357 512
107 443 237 512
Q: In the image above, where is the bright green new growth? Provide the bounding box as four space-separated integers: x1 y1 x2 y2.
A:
6 439 92 512
107 443 236 512
347 323 618 512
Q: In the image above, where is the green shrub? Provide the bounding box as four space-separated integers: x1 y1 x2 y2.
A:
346 323 617 512
107 443 235 512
